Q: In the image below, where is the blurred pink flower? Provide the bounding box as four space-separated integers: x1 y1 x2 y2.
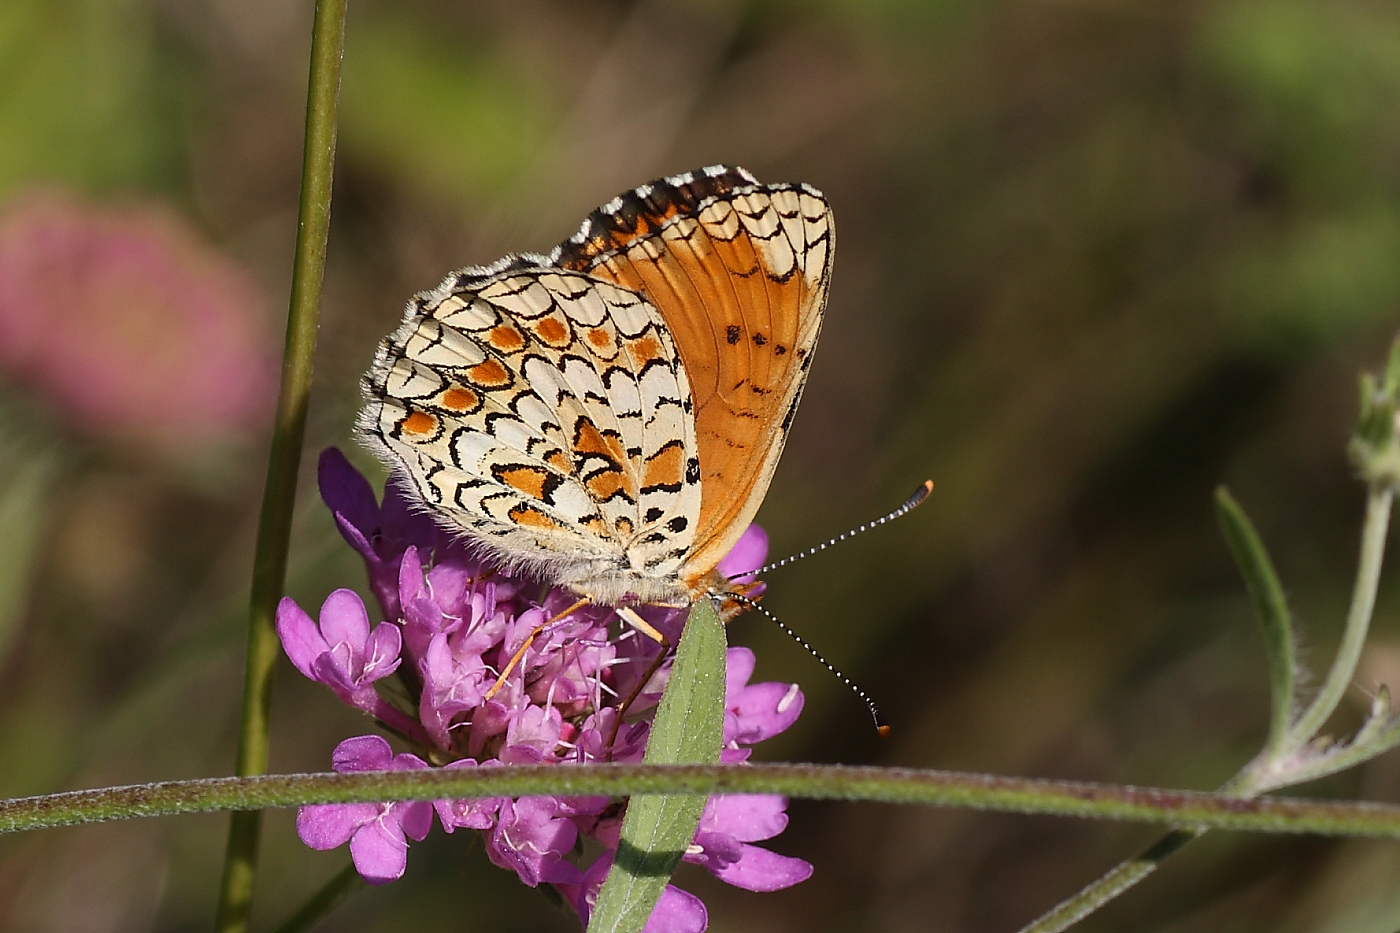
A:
0 192 273 449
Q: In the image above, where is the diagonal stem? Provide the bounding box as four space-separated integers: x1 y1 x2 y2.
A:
1018 483 1395 933
271 863 364 933
214 1 348 929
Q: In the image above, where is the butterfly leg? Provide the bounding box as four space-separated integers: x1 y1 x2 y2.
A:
484 597 592 700
606 606 676 750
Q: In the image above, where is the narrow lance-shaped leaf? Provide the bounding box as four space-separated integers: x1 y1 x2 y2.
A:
1215 487 1296 760
589 600 727 933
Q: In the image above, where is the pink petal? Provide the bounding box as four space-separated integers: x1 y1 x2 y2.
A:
349 818 409 884
332 734 394 772
332 512 376 563
394 799 434 842
296 803 376 849
727 681 804 744
316 642 357 691
397 545 424 592
702 795 789 842
276 597 328 680
318 448 381 542
716 524 768 581
389 751 430 771
710 844 812 892
507 704 563 751
644 884 709 933
425 561 471 612
724 647 757 698
319 588 372 648
690 830 744 868
362 623 403 680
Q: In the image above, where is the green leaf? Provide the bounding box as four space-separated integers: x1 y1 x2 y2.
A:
1215 487 1296 758
589 601 727 933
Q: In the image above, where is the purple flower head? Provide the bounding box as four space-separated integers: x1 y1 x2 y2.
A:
282 452 810 928
296 736 433 884
0 192 273 452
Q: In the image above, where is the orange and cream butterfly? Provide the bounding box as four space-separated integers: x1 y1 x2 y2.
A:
357 165 831 614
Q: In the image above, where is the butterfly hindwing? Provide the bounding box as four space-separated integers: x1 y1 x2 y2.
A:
359 263 701 587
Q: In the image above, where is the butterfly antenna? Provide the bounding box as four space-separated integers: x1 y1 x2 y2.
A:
718 591 891 736
727 479 934 582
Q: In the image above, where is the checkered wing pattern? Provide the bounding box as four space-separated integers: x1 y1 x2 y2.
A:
552 166 833 588
358 263 702 602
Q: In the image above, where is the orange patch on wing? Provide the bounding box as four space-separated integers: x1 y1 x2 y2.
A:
643 443 685 488
508 505 559 530
488 324 525 352
545 449 573 472
587 327 613 350
536 317 569 345
442 387 480 412
573 418 626 465
630 334 663 362
400 411 437 436
585 468 628 501
497 466 551 499
468 359 511 387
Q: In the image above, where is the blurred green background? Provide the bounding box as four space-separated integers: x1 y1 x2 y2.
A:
2 0 1399 930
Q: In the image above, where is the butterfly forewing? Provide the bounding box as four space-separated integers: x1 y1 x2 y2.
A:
553 168 833 587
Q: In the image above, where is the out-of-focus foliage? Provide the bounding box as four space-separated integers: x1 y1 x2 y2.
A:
0 1 1398 931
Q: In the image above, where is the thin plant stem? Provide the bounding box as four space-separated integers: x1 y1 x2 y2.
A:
8 764 1400 838
272 864 364 933
1019 829 1199 933
1017 484 1396 933
214 1 348 930
1285 486 1394 749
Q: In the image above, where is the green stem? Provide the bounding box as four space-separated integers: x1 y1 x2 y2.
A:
1285 486 1394 749
214 2 348 930
1018 829 1199 933
8 764 1400 839
271 864 364 933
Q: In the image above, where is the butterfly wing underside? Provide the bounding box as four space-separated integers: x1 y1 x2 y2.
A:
552 166 833 587
358 262 703 597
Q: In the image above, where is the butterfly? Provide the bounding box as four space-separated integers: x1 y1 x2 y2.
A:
357 165 832 614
